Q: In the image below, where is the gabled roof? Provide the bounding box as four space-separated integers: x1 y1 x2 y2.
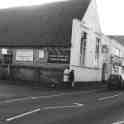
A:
108 35 124 46
0 0 91 47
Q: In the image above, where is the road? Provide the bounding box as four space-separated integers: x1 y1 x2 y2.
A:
0 81 123 124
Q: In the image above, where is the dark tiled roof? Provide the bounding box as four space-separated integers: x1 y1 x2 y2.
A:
108 35 124 46
0 0 91 47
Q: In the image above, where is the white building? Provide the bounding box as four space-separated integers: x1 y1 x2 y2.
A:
0 0 123 83
70 0 124 83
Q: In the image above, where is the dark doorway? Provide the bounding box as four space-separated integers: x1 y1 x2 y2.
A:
102 63 107 83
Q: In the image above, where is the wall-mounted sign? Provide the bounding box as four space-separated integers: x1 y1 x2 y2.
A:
16 49 33 62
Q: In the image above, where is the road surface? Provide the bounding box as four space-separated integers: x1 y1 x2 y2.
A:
0 81 123 124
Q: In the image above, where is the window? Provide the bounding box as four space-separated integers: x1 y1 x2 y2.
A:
80 32 87 65
1 48 13 64
3 54 13 64
16 49 33 62
112 47 120 56
1 48 7 55
39 49 45 59
48 48 70 64
101 45 109 54
121 66 124 74
95 38 101 65
112 64 119 74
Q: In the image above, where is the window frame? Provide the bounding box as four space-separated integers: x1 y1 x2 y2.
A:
80 32 87 65
95 38 101 66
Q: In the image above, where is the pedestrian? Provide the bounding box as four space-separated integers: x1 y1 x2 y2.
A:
69 70 75 87
63 67 70 84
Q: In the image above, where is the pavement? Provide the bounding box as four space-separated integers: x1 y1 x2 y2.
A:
0 80 124 124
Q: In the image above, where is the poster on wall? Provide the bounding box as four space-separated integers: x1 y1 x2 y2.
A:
16 49 33 62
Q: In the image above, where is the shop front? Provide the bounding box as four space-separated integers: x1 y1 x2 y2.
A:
0 47 70 84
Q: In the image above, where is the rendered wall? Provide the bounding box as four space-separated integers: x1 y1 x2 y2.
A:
71 65 101 82
70 19 103 82
82 0 101 33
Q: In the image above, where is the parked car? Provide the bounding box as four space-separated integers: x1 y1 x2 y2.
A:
107 74 124 89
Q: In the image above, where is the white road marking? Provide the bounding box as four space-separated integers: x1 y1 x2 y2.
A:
43 103 84 110
4 96 32 103
112 120 124 124
6 108 40 122
98 94 120 101
31 93 65 99
0 88 105 104
1 93 65 104
5 103 84 122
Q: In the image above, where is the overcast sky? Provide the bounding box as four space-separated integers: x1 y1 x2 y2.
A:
0 0 123 35
96 0 124 35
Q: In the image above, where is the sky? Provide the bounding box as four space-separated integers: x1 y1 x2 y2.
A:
96 0 124 35
0 0 123 35
0 0 68 8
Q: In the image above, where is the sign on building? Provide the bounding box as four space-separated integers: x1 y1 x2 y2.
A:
16 49 33 62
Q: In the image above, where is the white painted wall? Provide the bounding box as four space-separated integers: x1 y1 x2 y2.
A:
70 19 103 82
70 0 124 82
82 0 101 33
101 35 111 64
84 30 101 68
70 19 82 66
110 39 124 58
70 0 103 82
71 65 101 82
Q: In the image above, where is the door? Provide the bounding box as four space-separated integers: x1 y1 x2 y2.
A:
102 63 107 82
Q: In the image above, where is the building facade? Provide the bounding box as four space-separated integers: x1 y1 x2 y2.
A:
0 0 123 84
70 0 124 82
0 0 91 83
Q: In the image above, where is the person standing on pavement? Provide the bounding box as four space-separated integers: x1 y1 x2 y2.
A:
69 70 75 87
63 67 70 82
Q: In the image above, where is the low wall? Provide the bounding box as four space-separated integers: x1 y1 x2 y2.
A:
0 65 64 84
11 67 40 81
70 65 102 82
